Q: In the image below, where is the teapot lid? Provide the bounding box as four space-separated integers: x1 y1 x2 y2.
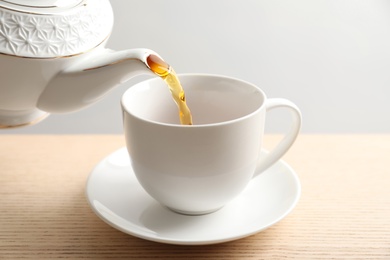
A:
0 0 113 58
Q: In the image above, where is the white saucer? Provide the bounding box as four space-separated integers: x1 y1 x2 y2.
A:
85 148 301 245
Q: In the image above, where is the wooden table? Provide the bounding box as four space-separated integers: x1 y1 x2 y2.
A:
0 135 389 259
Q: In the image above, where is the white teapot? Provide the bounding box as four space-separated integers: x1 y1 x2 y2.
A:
0 0 162 128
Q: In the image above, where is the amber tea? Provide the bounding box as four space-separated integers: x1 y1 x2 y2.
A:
146 54 193 125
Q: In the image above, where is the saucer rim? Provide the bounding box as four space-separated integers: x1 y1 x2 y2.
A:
85 147 301 245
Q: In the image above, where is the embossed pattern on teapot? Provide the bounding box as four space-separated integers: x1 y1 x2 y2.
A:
0 0 112 58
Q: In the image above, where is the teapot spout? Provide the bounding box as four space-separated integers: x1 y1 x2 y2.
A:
37 48 158 113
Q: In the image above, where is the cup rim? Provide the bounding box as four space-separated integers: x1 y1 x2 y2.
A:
121 73 267 128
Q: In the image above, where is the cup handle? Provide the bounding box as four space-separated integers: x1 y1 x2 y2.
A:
254 98 302 177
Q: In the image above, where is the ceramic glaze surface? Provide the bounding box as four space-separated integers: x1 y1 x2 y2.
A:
85 148 301 245
121 74 302 215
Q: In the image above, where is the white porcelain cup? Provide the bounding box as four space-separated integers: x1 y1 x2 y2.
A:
121 74 301 215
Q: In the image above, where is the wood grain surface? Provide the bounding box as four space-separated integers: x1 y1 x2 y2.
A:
0 135 389 259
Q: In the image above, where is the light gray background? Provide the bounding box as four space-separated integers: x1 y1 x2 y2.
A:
4 0 390 134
